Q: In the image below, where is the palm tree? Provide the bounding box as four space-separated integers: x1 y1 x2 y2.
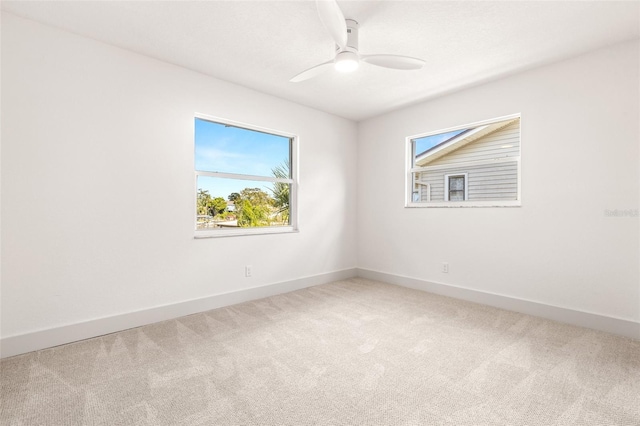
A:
197 189 212 216
269 159 290 224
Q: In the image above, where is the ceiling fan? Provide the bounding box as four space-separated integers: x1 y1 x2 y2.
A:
290 0 425 83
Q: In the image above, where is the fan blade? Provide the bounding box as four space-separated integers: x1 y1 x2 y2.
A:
316 0 347 49
361 54 425 70
290 60 334 83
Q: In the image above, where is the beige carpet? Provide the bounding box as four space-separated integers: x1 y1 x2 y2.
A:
1 278 639 425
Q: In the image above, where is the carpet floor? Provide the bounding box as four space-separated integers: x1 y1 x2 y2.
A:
1 278 639 425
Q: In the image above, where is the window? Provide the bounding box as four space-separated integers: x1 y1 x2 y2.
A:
194 115 297 237
407 114 521 207
445 174 467 201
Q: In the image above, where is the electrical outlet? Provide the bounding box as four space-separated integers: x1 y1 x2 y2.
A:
442 262 449 273
245 265 252 277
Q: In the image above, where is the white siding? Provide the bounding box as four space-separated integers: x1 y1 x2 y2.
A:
429 121 520 167
413 120 520 202
416 161 518 201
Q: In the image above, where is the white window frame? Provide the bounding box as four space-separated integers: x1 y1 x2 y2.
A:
194 113 299 238
444 173 468 201
405 113 522 208
413 181 430 202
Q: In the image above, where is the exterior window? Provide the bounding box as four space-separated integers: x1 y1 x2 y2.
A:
407 114 521 207
445 174 467 201
194 115 297 237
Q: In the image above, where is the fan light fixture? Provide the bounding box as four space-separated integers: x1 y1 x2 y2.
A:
334 51 359 72
289 1 425 83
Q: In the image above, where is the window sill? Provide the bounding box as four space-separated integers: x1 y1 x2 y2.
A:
406 200 521 208
194 226 298 239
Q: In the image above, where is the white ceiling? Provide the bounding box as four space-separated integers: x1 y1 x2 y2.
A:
3 0 639 121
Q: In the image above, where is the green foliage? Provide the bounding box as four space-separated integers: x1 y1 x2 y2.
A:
197 189 212 216
197 189 227 218
200 158 290 229
269 159 290 225
211 197 227 215
235 188 273 227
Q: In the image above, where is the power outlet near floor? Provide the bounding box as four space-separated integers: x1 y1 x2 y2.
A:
442 262 449 273
245 265 252 277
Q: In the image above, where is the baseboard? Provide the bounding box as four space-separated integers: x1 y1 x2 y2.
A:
357 268 640 341
3 267 636 358
0 268 358 358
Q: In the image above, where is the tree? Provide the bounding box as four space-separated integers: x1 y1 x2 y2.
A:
228 192 241 202
197 189 213 216
269 159 290 224
211 197 227 216
235 187 273 227
197 189 227 218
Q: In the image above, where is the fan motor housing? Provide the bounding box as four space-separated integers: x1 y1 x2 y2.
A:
336 19 359 53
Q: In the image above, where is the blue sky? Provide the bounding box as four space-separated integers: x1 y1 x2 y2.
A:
195 118 290 200
413 129 467 159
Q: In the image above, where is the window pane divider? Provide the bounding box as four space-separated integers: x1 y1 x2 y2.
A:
195 170 293 184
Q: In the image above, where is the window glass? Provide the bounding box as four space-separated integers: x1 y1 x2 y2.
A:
413 129 467 166
195 116 296 236
408 115 521 207
195 119 290 177
449 176 465 201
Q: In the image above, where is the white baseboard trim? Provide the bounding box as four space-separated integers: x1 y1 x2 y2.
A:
4 267 636 358
357 268 640 341
0 268 358 359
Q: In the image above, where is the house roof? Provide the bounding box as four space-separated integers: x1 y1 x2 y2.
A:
414 118 519 167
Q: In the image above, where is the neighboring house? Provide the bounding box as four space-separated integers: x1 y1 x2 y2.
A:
412 117 520 203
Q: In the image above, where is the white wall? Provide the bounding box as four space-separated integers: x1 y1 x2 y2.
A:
2 13 639 357
1 14 357 347
358 40 640 325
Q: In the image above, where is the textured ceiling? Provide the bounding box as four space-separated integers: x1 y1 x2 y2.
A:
2 0 639 121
